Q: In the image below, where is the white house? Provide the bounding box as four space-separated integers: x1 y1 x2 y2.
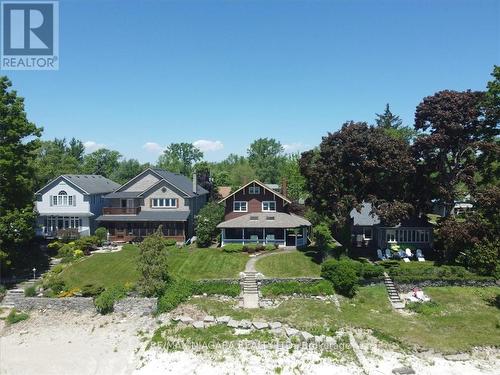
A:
35 175 120 238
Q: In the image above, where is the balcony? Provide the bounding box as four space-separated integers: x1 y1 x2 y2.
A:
102 207 141 215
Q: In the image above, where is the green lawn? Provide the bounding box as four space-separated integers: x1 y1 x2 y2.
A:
189 285 500 352
60 244 249 289
255 250 322 277
60 244 141 289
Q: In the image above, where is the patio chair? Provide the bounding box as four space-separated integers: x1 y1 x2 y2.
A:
377 249 385 260
385 248 392 259
398 250 406 259
416 249 425 262
405 248 413 258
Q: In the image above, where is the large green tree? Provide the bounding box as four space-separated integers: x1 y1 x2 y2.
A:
82 148 121 178
300 122 415 227
0 76 42 265
247 138 284 183
157 142 203 177
110 159 148 185
279 153 307 201
195 202 225 247
375 103 417 143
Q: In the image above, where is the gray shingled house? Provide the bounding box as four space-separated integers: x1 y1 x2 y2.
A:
96 168 208 243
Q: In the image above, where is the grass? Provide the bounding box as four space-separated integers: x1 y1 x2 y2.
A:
188 285 500 352
60 244 248 289
261 280 333 297
4 309 29 325
255 250 321 277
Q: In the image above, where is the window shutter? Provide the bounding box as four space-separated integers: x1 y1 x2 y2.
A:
49 195 53 206
73 195 76 206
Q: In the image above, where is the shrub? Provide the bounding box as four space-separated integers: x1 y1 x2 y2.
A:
94 286 127 314
58 287 80 298
157 279 194 313
195 202 225 247
75 236 101 254
51 264 64 274
81 283 105 297
137 228 170 297
458 239 500 277
0 284 6 299
321 259 359 297
360 263 384 279
6 309 29 325
164 239 177 247
192 281 240 297
94 227 108 242
47 240 63 251
24 285 36 297
261 280 333 297
313 222 334 260
45 276 66 294
57 243 75 258
488 294 500 309
222 244 244 253
73 249 84 258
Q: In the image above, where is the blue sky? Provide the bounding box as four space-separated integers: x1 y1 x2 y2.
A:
6 0 500 163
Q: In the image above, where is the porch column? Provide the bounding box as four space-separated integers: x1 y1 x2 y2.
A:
283 229 286 247
221 228 225 246
242 228 245 245
263 228 266 244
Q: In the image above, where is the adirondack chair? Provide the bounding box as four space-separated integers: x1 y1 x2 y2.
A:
416 249 425 262
405 248 413 258
385 248 392 259
377 249 385 260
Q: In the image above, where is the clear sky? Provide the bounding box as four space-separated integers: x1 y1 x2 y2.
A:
6 0 500 163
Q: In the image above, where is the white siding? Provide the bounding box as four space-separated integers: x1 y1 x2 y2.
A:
36 180 90 215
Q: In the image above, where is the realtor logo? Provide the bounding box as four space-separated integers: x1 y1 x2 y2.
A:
1 1 58 70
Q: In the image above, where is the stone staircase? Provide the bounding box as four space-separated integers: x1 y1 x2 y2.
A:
1 288 25 309
383 272 405 309
241 271 259 308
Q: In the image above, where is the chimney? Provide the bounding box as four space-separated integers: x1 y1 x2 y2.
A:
192 173 197 194
281 178 288 198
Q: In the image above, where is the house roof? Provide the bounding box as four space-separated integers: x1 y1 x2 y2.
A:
218 180 291 204
35 175 120 195
350 202 432 228
96 210 190 222
104 191 141 199
113 168 208 198
217 212 311 229
350 202 381 226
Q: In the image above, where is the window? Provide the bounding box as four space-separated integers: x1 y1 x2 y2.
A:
363 228 372 240
152 198 177 208
233 201 248 212
262 201 276 212
249 186 260 194
266 216 275 221
52 190 74 206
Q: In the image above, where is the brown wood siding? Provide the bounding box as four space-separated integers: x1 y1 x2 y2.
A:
223 186 288 221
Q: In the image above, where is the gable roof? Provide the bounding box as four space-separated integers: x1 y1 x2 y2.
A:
350 202 432 228
114 168 208 198
36 175 120 195
217 212 311 229
218 180 291 204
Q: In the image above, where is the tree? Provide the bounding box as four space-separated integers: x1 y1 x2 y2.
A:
279 153 307 201
82 149 121 178
68 137 85 162
212 153 257 188
137 227 170 297
312 222 334 260
300 122 415 227
375 103 417 143
195 202 225 247
247 138 285 183
0 76 42 267
157 142 203 177
413 90 498 216
110 159 147 185
32 138 82 189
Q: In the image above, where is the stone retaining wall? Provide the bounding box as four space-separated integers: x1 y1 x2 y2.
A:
13 297 157 315
395 279 499 293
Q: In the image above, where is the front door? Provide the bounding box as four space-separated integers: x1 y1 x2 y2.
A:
286 229 296 246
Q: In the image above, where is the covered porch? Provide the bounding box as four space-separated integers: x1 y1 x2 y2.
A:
100 221 186 243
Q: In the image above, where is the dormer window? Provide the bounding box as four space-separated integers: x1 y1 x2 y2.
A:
52 190 74 206
249 186 260 194
262 201 276 212
233 201 248 212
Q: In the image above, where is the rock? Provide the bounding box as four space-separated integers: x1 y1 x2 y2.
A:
179 316 193 324
299 331 314 342
324 336 336 346
285 327 299 337
392 367 415 374
216 316 231 324
314 335 326 344
203 315 215 323
238 320 252 329
234 328 252 335
252 321 268 330
192 321 204 329
269 322 282 329
270 328 284 336
444 353 470 361
227 319 239 328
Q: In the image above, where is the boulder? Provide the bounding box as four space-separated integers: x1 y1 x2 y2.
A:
192 321 204 329
216 316 231 324
269 322 282 329
179 316 193 324
234 328 252 335
392 367 415 375
238 320 252 329
299 331 314 342
203 315 215 323
227 319 239 328
252 321 268 330
285 327 299 337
